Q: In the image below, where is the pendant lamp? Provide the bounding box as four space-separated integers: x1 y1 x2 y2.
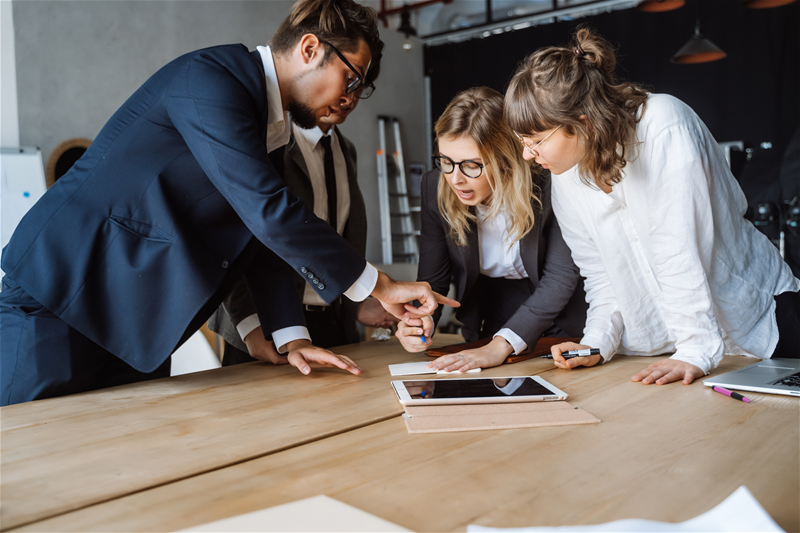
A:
636 0 685 12
671 21 727 64
743 0 796 7
397 5 417 52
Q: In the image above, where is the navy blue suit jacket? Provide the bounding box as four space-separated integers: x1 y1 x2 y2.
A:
1 45 366 373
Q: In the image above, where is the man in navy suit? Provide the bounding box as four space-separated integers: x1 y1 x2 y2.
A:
0 0 456 406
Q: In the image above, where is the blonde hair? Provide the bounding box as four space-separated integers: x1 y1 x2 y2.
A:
435 87 540 247
504 25 649 188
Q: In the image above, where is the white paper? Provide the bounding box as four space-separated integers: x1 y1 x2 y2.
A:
181 494 411 532
389 362 437 376
390 361 481 376
467 486 783 533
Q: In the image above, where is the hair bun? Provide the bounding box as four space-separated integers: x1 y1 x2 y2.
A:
573 25 616 75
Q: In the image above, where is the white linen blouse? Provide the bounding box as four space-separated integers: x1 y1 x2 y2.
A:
550 94 799 374
474 204 530 355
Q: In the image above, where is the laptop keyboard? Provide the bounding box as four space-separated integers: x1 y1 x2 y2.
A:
771 371 800 388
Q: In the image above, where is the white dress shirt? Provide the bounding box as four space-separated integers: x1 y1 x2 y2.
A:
236 46 377 351
550 93 799 374
475 204 529 355
292 123 351 307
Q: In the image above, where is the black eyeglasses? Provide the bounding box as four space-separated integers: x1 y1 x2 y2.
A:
354 82 375 100
319 39 374 99
432 154 484 178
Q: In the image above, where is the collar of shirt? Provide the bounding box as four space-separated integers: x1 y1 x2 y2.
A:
257 45 291 152
295 123 330 148
474 204 528 280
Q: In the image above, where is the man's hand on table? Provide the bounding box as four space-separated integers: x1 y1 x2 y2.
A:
371 271 459 321
243 327 288 365
283 339 362 376
632 358 704 385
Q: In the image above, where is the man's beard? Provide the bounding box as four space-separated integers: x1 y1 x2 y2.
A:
288 99 317 130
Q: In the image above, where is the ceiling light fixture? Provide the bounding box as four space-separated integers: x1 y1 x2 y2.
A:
397 5 417 51
636 0 685 12
671 21 727 64
742 0 796 8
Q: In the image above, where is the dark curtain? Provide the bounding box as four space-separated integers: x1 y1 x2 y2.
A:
424 0 800 150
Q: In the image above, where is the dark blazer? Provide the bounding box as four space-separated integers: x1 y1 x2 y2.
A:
208 126 367 350
417 170 587 347
0 45 365 373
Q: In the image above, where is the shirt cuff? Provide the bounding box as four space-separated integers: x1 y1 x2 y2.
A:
236 314 261 342
493 328 528 355
273 326 311 353
580 332 617 364
344 262 378 303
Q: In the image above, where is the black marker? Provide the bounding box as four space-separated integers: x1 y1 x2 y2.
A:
542 348 601 360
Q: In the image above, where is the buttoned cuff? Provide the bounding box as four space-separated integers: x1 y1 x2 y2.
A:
344 262 378 303
273 326 311 353
493 328 528 355
236 314 261 342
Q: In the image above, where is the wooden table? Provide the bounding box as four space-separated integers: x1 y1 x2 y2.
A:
3 338 798 532
0 335 462 531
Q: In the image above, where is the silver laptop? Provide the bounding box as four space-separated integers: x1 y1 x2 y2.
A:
703 358 800 397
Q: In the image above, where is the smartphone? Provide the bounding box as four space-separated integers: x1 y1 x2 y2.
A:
391 375 568 406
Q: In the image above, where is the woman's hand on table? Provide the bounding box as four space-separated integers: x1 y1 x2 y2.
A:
283 339 362 376
428 336 514 373
632 358 704 385
550 342 603 369
395 316 434 353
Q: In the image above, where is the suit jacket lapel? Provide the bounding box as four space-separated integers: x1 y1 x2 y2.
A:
250 50 270 147
520 221 542 287
337 126 367 256
458 207 480 301
283 133 314 208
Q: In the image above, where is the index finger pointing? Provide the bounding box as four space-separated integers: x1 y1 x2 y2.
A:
434 292 460 308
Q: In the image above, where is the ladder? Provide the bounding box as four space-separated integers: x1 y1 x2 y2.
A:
376 115 420 264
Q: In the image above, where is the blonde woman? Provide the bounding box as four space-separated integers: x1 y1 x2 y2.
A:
396 87 586 371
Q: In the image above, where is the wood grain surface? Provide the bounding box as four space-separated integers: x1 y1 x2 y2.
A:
9 355 798 532
1 335 469 530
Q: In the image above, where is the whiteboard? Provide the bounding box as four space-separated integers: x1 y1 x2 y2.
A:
1 147 46 274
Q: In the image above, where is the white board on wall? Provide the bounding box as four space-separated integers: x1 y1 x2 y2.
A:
1 147 46 275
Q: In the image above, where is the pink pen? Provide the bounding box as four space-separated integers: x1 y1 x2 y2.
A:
711 385 751 403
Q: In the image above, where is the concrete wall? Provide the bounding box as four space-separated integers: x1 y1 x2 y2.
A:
1 0 19 146
13 0 426 264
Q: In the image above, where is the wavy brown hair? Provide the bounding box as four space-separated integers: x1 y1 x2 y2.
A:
435 87 540 247
271 0 383 81
504 25 648 188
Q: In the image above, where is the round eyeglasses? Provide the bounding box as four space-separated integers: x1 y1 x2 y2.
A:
432 154 484 179
513 125 562 157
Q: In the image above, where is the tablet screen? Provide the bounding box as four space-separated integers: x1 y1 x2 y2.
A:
403 377 553 400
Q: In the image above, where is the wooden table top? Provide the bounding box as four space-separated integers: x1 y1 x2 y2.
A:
0 335 470 531
8 353 798 532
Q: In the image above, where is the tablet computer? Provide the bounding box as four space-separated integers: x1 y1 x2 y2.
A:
391 375 568 406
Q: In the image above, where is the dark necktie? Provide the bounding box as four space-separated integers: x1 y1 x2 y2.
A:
320 135 337 231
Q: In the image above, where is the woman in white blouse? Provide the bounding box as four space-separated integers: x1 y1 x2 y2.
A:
504 26 800 385
395 87 586 371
